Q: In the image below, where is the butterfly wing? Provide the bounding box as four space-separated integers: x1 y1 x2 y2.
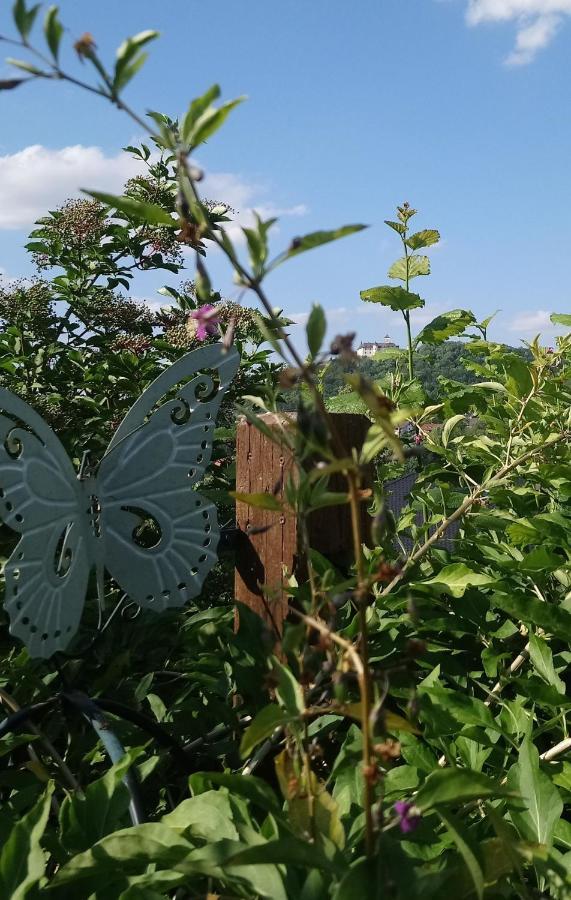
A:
97 344 239 612
0 390 92 658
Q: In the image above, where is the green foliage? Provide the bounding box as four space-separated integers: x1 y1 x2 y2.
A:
1 9 571 898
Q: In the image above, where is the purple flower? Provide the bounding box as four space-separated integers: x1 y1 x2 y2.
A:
190 304 220 341
394 800 421 834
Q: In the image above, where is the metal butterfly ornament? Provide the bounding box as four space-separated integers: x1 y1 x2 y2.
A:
0 343 240 659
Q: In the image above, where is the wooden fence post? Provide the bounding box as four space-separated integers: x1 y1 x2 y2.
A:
234 412 372 640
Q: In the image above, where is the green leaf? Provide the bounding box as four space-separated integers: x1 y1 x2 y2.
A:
442 413 465 448
179 839 288 900
114 31 159 92
6 58 45 76
507 736 563 847
188 97 246 150
388 254 430 281
492 590 571 642
0 782 53 899
270 225 367 270
191 772 281 816
180 84 221 144
438 809 484 900
307 304 326 357
12 0 40 41
415 309 476 346
52 824 194 888
528 631 566 694
226 837 340 873
550 312 571 326
421 686 498 731
230 491 282 511
415 768 511 811
359 285 424 311
334 859 383 899
272 657 305 717
59 752 139 854
420 563 495 598
406 228 440 250
384 219 406 235
240 704 290 758
162 791 238 842
243 214 276 278
0 78 27 90
83 190 176 227
43 6 63 61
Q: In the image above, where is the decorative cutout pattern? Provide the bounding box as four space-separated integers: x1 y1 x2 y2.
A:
0 343 239 658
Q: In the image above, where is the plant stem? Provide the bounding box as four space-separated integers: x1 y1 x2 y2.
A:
379 430 569 598
404 312 413 381
348 474 375 857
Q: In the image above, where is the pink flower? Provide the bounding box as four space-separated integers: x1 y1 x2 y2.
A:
190 304 220 340
414 434 423 445
394 800 421 834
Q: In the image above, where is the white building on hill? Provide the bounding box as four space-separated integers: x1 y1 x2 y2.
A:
356 335 398 357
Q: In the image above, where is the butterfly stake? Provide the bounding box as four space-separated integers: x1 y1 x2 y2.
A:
0 343 240 659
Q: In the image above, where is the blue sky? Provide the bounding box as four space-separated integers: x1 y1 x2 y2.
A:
1 0 570 349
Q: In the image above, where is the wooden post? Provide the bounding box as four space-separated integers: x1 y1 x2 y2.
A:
234 413 372 639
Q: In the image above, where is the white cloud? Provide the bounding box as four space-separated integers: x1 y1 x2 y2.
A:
505 308 568 335
0 145 142 229
200 170 308 248
0 145 308 238
464 0 570 63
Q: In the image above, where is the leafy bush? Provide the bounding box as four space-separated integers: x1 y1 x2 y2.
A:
0 6 570 898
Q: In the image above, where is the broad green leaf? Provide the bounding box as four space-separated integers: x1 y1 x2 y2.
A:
191 772 281 815
519 546 563 572
43 6 63 61
492 591 571 642
240 704 290 758
507 737 563 847
359 285 424 311
554 818 571 851
51 824 194 888
406 228 440 250
415 309 476 346
415 768 511 811
230 491 282 511
0 782 53 900
442 413 465 448
59 752 140 854
388 254 430 281
270 225 367 270
550 313 571 326
528 631 565 694
306 304 326 357
438 809 484 900
384 219 406 235
162 791 238 842
225 838 340 872
420 563 495 598
178 839 288 900
84 191 176 227
421 686 498 731
272 657 305 717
